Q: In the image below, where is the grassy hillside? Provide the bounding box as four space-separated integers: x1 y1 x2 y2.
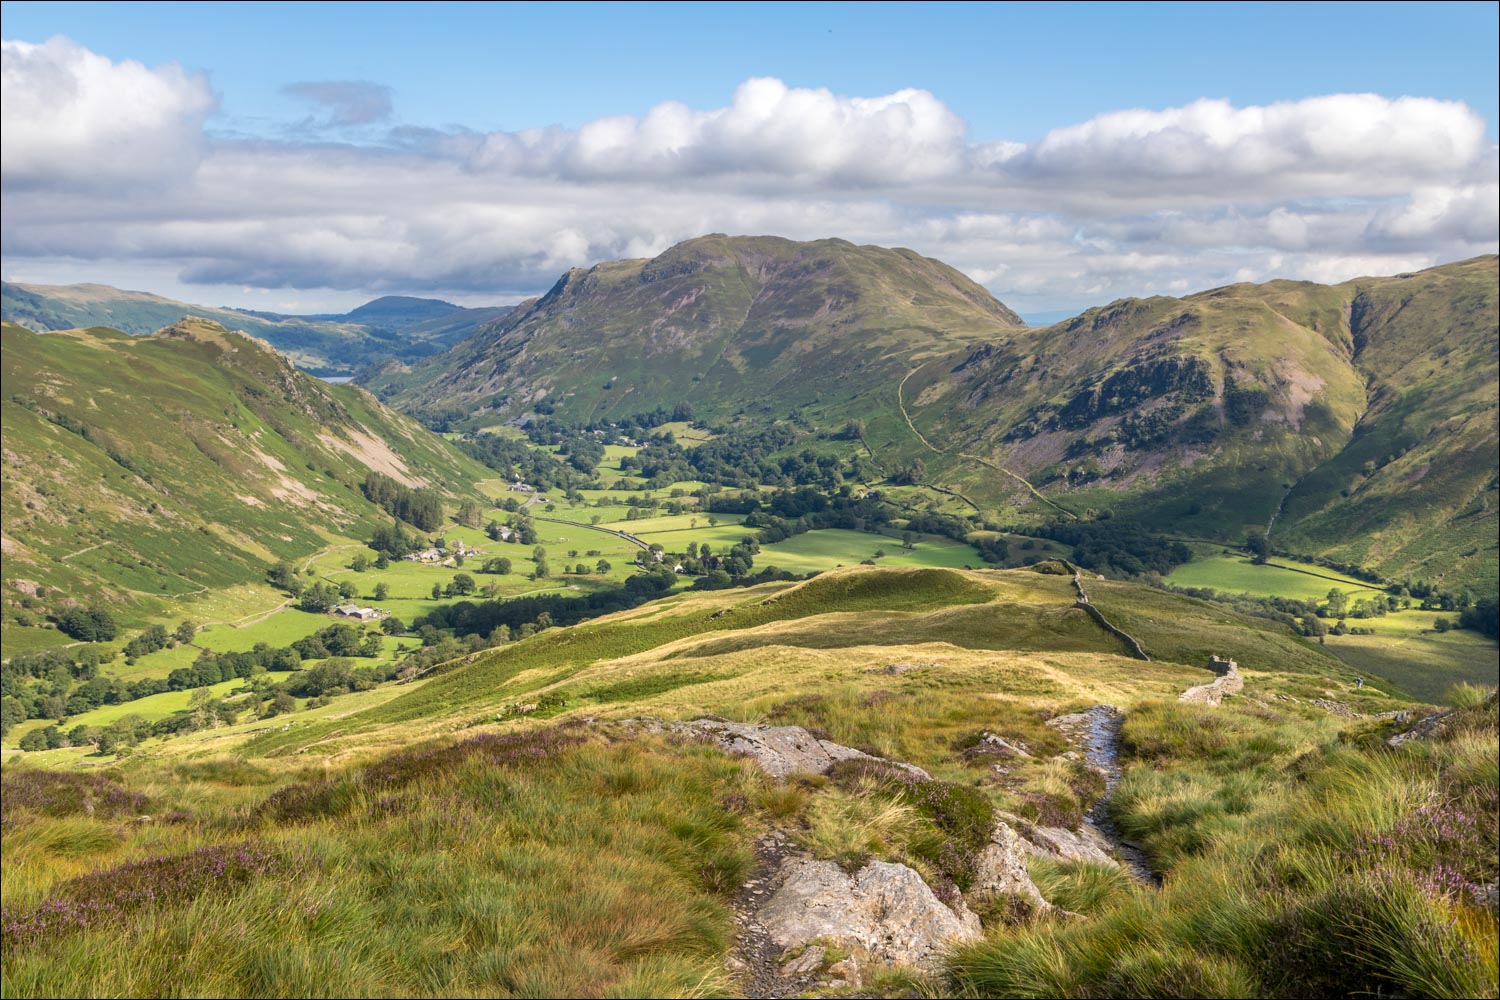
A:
1 320 491 625
360 240 1496 594
908 256 1498 591
365 234 1024 426
1 283 510 375
4 565 1491 998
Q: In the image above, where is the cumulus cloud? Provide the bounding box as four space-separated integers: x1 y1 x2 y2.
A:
1 37 1495 313
1001 95 1488 197
284 80 394 128
463 77 968 183
0 36 215 188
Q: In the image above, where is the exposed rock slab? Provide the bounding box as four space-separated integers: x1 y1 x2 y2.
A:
757 856 981 976
967 821 1053 909
686 719 930 779
1011 816 1121 868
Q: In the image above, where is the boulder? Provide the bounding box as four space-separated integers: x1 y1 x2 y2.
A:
966 822 1052 909
686 720 930 780
757 857 981 975
1014 819 1120 868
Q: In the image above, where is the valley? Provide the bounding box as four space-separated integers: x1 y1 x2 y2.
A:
2 240 1495 999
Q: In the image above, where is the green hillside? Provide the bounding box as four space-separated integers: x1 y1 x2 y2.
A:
912 256 1498 591
1 283 510 375
0 319 491 625
7 565 1492 998
364 233 1024 425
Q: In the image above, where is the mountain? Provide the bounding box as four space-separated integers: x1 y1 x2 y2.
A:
0 282 512 375
907 256 1498 590
0 319 491 620
363 238 1496 592
361 234 1024 423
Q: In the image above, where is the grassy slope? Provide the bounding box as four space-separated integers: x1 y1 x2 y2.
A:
913 257 1498 592
239 565 1354 759
5 566 1491 998
367 234 1024 427
1 320 491 625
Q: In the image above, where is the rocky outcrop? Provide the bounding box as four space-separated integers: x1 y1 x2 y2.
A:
685 719 930 780
1179 656 1243 705
1006 815 1120 868
966 821 1054 910
756 856 981 981
1384 694 1495 748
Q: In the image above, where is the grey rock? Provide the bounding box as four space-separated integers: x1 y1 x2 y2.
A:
758 857 981 975
685 719 930 780
967 822 1052 909
780 944 826 976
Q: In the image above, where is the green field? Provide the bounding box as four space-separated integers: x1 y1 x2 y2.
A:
755 528 983 575
1323 613 1499 702
1166 553 1383 602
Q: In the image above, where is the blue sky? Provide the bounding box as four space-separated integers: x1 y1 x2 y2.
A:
6 1 1496 141
2 2 1497 314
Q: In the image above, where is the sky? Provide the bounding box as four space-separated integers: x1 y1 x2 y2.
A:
2 1 1497 317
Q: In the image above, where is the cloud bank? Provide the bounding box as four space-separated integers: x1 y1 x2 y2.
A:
2 39 1496 311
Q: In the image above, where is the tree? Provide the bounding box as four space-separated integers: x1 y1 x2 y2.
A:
431 582 443 600
482 557 513 575
268 560 298 591
19 727 48 752
456 500 484 529
373 583 390 601
533 559 551 579
1245 532 1270 565
174 620 197 644
338 581 358 600
58 605 118 642
1324 588 1349 619
381 616 406 636
350 554 369 573
450 573 476 596
596 559 612 573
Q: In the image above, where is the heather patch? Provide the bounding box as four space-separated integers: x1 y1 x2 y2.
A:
0 770 149 830
2 842 292 948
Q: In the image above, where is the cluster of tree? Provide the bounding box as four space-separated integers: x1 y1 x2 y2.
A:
413 566 681 641
487 514 539 545
56 605 118 642
1037 519 1193 578
1460 598 1499 639
4 615 403 740
456 432 579 493
361 472 445 531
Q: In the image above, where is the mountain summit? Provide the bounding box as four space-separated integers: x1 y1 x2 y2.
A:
364 234 1025 421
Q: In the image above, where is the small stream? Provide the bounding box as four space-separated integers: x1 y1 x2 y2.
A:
1048 705 1158 884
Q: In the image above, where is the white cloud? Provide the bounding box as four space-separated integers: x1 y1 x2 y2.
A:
1 36 215 188
1004 95 1488 198
1 38 1495 314
465 77 969 183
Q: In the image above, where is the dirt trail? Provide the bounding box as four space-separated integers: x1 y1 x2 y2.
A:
897 365 1077 519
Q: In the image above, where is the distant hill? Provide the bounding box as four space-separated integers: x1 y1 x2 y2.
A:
0 319 492 620
907 256 1498 591
360 234 1024 423
363 237 1496 593
0 282 512 375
